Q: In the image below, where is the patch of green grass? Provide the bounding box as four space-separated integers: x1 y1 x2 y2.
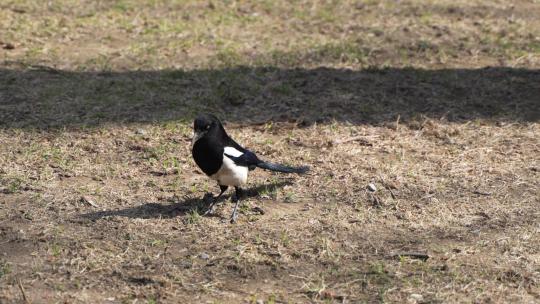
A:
253 233 266 246
0 260 11 279
214 47 242 67
271 83 294 96
127 180 141 191
302 275 328 300
280 230 291 247
112 0 134 12
312 42 371 64
51 243 62 257
186 209 201 224
54 283 66 292
165 70 189 80
267 294 277 304
239 203 250 214
149 239 166 247
0 1 538 303
284 191 297 203
420 12 433 24
258 41 372 66
141 146 163 161
231 238 242 247
259 184 278 199
0 176 25 194
368 261 391 284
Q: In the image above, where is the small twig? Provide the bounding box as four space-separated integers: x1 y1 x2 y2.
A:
332 135 377 146
365 238 378 254
369 193 383 207
149 169 179 176
289 274 308 280
378 174 397 199
17 278 31 304
472 190 491 196
28 64 62 74
391 252 430 261
388 188 397 200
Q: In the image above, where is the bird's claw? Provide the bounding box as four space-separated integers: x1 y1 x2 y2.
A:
230 194 240 223
230 210 238 223
201 193 215 216
202 205 215 216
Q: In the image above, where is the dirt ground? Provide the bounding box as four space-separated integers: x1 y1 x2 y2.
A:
0 1 539 303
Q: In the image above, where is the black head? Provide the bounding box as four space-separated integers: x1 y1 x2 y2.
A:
193 114 221 132
192 114 223 145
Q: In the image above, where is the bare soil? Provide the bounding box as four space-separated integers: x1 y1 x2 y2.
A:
0 1 539 303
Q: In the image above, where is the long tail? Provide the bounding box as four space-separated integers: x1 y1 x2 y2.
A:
256 161 309 174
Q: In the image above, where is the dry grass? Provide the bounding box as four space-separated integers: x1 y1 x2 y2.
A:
1 0 539 303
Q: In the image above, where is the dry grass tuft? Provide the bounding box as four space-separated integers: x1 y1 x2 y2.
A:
1 0 539 303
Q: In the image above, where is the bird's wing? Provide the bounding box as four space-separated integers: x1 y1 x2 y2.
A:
224 146 244 157
223 136 247 153
223 146 260 168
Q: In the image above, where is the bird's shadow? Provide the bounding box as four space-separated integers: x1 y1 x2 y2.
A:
79 181 292 221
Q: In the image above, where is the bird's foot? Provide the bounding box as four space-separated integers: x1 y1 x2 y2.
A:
230 193 241 224
201 193 217 215
230 209 238 223
203 204 216 216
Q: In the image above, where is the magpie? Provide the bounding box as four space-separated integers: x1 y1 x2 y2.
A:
191 114 309 223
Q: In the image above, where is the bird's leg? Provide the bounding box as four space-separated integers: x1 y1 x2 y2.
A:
203 185 228 215
230 187 244 223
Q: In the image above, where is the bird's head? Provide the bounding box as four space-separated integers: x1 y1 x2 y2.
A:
192 114 222 145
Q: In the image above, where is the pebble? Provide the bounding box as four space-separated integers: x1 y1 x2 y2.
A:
199 253 209 260
410 294 423 301
3 43 15 50
367 183 377 192
252 206 265 215
135 129 147 135
81 195 99 208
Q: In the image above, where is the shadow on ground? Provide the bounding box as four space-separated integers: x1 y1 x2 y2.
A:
80 181 292 220
1 66 538 129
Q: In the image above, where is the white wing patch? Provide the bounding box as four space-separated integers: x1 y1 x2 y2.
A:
210 153 248 186
224 146 243 157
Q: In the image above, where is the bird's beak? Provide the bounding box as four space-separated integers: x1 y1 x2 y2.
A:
192 131 204 146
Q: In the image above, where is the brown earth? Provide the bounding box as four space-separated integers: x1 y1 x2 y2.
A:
0 0 539 303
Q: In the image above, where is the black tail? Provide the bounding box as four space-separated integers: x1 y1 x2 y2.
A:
257 161 309 174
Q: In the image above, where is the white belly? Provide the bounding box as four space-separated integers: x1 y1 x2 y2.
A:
210 155 248 186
